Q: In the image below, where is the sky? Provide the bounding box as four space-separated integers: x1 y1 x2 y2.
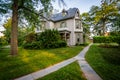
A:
0 0 101 36
52 0 101 14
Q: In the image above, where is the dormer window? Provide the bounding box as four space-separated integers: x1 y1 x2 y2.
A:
60 22 66 28
76 12 79 17
62 9 67 16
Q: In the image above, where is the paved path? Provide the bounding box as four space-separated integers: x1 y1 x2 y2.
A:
75 43 102 80
14 43 102 80
14 58 76 80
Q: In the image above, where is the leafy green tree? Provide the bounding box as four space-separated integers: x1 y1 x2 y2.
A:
3 18 36 46
3 18 12 44
110 14 120 31
89 0 119 36
0 0 65 55
81 13 91 43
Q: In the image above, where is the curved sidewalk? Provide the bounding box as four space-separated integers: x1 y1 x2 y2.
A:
75 43 102 80
15 43 102 80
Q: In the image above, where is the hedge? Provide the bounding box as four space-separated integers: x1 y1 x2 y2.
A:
93 36 120 45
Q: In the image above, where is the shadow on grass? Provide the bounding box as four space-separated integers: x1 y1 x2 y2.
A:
0 46 85 80
86 44 120 80
98 43 120 65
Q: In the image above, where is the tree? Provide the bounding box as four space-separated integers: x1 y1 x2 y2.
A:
3 18 35 46
3 18 12 44
0 0 65 56
81 13 91 43
89 0 119 36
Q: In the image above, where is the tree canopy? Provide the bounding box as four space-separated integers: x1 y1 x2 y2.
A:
0 0 65 55
82 0 120 36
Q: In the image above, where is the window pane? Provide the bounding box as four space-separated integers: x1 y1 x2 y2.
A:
60 22 66 28
76 20 79 29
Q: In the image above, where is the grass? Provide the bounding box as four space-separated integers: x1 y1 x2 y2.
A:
0 46 85 80
38 61 86 80
85 43 120 80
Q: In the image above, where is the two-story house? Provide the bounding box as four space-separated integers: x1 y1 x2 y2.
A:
35 8 83 46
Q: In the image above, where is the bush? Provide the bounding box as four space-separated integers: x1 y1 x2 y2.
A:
93 36 120 45
58 41 67 47
23 41 42 49
0 37 7 46
25 32 37 43
49 40 67 48
110 31 120 36
38 29 66 49
23 29 67 49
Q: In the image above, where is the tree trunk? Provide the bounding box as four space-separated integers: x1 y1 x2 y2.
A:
11 0 18 55
102 20 106 36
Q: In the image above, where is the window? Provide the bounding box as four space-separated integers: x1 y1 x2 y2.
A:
75 20 82 29
40 22 45 30
75 20 80 29
76 33 80 43
77 38 80 42
36 27 40 31
60 22 66 28
76 12 79 17
62 9 68 16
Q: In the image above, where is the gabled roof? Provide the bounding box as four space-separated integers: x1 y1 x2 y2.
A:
49 8 79 22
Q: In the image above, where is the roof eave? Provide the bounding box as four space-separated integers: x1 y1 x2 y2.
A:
52 17 74 22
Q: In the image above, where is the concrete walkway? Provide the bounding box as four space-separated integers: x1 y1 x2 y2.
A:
14 58 76 80
14 43 102 80
75 43 102 80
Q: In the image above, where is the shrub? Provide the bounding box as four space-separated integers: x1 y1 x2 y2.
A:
115 36 120 45
58 40 67 47
38 29 66 49
25 32 37 43
110 31 120 36
0 37 7 46
23 29 67 49
23 41 42 49
93 36 120 45
18 35 25 46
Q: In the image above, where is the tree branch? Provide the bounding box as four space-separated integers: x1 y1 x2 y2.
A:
18 5 49 21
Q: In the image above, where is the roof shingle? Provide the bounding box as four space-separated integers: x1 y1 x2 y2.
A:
50 8 79 22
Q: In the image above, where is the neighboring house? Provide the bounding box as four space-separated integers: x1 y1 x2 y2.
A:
104 32 110 36
35 8 83 46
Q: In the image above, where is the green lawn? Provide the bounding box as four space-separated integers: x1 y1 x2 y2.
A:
38 61 86 80
0 46 85 80
85 44 120 80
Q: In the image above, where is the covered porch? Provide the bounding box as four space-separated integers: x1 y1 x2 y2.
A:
59 30 71 46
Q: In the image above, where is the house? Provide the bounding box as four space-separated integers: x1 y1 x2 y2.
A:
35 8 83 46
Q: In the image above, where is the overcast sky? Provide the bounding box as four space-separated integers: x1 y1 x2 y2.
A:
0 0 101 32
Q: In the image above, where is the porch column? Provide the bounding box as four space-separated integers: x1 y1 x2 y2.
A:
64 32 66 41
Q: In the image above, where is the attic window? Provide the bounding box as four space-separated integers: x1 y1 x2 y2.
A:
76 12 79 17
62 9 67 16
